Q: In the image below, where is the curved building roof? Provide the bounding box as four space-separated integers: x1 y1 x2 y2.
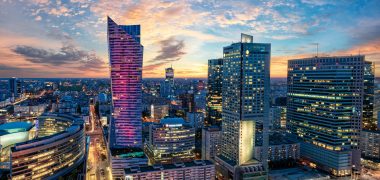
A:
0 122 34 134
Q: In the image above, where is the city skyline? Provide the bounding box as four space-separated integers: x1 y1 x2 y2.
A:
1 0 380 78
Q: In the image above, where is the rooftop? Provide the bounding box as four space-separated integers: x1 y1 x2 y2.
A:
0 122 34 135
110 147 146 158
124 160 214 174
160 117 185 125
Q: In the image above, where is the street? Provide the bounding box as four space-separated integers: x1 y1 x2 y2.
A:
86 104 111 180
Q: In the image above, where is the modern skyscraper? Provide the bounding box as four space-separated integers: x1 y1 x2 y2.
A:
8 77 22 100
107 16 143 148
206 58 223 126
287 56 365 177
160 66 174 99
363 61 375 129
215 34 270 179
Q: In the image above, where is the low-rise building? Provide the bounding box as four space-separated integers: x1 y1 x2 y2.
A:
145 118 195 165
124 160 215 180
202 126 221 161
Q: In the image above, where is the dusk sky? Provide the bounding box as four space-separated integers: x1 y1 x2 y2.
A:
0 0 379 78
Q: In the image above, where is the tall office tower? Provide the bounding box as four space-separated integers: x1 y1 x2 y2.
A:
206 58 223 126
160 66 175 99
108 16 143 148
8 77 22 100
287 56 365 177
363 61 375 129
215 34 270 179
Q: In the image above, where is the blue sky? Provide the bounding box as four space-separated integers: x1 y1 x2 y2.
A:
0 0 379 78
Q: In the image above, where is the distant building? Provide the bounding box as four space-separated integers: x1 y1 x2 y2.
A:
150 104 169 120
269 107 282 130
215 34 270 179
363 61 375 129
287 56 366 177
201 126 221 161
0 80 9 101
145 118 195 165
124 160 215 180
194 90 207 112
361 130 380 160
8 77 22 100
186 112 205 130
58 96 76 114
206 58 223 126
98 93 108 103
160 66 175 99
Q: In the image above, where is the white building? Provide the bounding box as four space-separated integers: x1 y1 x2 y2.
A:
202 126 221 161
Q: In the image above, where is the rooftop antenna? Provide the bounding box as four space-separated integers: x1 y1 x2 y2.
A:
311 43 319 57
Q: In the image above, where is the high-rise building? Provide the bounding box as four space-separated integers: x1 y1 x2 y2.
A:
206 59 223 126
363 61 375 129
287 56 365 177
8 77 22 100
201 126 221 161
186 112 205 130
215 34 270 179
160 66 175 99
108 17 143 148
145 118 195 165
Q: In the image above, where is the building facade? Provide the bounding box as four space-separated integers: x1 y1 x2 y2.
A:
363 61 375 129
124 160 215 180
287 56 365 177
145 118 195 165
10 113 86 180
160 66 175 99
206 59 223 126
108 17 143 148
215 33 270 179
201 126 221 161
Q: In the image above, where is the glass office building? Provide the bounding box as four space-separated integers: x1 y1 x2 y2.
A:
215 34 270 179
108 17 143 148
287 56 365 177
206 58 223 126
160 66 175 99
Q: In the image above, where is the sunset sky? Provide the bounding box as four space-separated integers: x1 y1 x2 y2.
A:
0 0 379 78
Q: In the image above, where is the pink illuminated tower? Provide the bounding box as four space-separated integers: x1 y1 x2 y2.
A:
108 17 143 148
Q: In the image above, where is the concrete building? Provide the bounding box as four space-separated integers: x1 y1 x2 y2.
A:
145 118 195 165
287 56 365 177
361 129 380 160
254 133 300 163
206 58 223 126
124 160 215 180
215 33 270 179
201 126 221 161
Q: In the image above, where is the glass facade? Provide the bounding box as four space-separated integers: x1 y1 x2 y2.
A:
10 114 86 180
363 61 375 129
160 67 175 99
287 56 365 176
145 118 195 164
218 34 270 167
206 58 223 126
108 17 143 148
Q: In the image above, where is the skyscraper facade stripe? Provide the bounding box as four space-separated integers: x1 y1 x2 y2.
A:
287 56 364 177
107 17 143 148
206 58 223 126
